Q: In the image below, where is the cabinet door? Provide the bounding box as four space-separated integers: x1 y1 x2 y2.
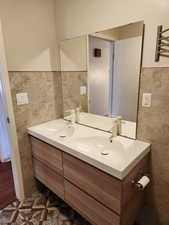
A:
65 180 120 225
63 153 122 214
31 136 63 175
33 159 64 199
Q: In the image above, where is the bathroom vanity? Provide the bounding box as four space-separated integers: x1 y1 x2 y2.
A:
28 119 150 225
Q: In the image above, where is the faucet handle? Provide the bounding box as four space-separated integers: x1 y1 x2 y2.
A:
65 109 75 116
64 109 76 123
75 107 80 123
116 116 122 135
111 116 122 136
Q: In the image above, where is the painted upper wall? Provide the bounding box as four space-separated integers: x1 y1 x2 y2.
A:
57 0 169 67
1 0 168 70
0 0 59 71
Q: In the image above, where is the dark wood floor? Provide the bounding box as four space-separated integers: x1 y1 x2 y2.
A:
0 161 16 209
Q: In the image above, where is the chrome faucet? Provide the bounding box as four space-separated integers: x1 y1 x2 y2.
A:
66 119 73 127
109 116 122 142
64 108 80 123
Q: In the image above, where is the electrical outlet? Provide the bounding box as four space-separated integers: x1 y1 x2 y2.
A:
16 93 29 105
142 93 152 107
80 86 87 96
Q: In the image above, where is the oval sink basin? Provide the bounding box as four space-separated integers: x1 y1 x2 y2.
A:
71 136 128 165
28 119 75 139
56 125 75 139
73 136 124 152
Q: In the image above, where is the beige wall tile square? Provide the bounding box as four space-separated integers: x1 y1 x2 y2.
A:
9 71 63 196
137 67 169 225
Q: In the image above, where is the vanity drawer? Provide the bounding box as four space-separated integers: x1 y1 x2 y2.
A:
63 153 122 214
65 180 120 225
33 158 64 199
30 136 63 175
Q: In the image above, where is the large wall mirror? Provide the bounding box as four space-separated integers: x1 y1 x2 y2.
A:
59 21 144 139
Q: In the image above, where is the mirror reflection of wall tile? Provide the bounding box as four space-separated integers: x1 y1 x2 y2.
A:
61 71 88 113
60 21 144 139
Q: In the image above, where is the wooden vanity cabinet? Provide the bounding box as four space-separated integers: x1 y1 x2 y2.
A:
64 180 120 225
30 136 149 225
31 136 63 175
63 152 122 214
33 158 64 199
63 152 149 225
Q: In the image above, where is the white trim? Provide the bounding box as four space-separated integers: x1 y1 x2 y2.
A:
108 41 115 117
0 21 25 200
86 35 90 112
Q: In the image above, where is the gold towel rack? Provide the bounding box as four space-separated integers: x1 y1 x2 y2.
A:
155 25 169 62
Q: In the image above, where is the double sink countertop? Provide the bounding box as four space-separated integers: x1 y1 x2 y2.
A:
28 119 150 180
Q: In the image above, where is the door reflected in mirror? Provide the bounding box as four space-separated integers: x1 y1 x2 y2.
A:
60 21 144 139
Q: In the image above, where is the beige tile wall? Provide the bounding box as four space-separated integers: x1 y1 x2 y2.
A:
61 67 169 224
9 68 169 224
137 67 169 225
61 71 88 114
9 71 63 196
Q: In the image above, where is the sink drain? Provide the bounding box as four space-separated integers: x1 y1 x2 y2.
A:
101 151 109 156
59 135 66 138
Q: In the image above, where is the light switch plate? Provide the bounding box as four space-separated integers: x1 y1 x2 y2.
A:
80 86 87 96
16 93 29 105
142 93 152 107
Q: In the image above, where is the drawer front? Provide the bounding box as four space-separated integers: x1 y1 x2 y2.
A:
33 159 64 199
63 153 121 214
31 136 63 175
65 180 120 225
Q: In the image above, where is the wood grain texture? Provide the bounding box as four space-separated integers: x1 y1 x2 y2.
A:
31 136 63 175
0 162 16 209
121 194 144 225
122 155 149 208
121 155 149 225
31 137 150 225
65 180 120 225
33 158 64 199
63 152 122 214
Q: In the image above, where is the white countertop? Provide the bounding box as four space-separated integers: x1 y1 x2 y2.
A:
28 119 150 180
